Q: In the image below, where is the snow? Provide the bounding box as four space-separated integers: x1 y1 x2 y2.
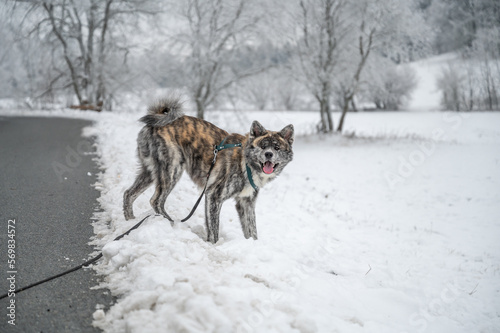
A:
77 109 500 333
407 53 460 111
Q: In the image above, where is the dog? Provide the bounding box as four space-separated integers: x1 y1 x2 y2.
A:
123 97 294 243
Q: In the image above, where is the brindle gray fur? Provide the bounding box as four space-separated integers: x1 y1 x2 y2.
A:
123 97 294 243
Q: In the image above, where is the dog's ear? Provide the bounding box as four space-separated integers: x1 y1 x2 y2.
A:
279 124 294 145
250 121 267 137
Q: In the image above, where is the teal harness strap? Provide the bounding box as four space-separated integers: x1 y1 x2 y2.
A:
215 138 242 151
215 138 258 192
245 164 259 191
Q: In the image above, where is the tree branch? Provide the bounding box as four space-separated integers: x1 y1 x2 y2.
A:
42 2 82 103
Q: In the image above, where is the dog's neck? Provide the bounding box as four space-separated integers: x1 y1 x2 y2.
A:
239 157 275 192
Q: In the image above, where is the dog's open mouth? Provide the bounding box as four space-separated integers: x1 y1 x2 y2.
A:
262 161 277 174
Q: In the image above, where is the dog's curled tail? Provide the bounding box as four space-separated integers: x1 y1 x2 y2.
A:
140 97 184 127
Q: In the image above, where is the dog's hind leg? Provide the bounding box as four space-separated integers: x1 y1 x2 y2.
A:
151 164 183 221
123 167 153 220
235 196 258 240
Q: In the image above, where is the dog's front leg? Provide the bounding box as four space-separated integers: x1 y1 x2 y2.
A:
205 191 223 243
235 196 258 240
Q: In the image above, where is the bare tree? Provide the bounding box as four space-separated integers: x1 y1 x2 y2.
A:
292 0 349 133
175 0 267 119
363 61 418 111
434 4 500 112
0 4 25 100
335 0 378 132
472 27 500 111
13 0 159 110
230 67 305 111
291 0 427 132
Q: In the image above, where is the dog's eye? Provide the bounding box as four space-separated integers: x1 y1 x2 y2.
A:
274 145 280 151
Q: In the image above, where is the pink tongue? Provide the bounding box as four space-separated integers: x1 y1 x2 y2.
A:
263 161 274 174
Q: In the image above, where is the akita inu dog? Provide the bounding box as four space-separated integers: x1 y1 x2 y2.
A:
123 97 294 243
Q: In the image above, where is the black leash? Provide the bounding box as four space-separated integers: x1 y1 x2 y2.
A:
158 149 218 223
0 214 151 300
0 138 254 300
178 148 219 222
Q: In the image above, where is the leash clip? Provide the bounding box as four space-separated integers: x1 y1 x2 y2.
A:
213 146 218 164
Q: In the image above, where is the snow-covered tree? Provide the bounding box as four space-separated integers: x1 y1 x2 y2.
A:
289 0 427 132
230 67 306 111
11 0 160 110
289 0 350 132
430 0 500 111
173 0 267 119
362 58 418 111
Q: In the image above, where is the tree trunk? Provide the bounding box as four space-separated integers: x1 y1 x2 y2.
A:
317 81 333 133
486 76 493 111
318 96 334 133
43 3 83 104
350 99 357 111
196 99 205 119
319 100 326 133
97 0 113 108
337 28 374 131
492 80 499 110
326 104 333 132
337 95 352 132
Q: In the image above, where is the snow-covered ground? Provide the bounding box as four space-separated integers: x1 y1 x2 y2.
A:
406 53 460 111
77 109 500 333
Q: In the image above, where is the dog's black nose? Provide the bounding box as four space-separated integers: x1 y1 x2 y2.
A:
265 152 273 159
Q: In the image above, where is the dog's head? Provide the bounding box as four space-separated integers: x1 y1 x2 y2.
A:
245 121 294 178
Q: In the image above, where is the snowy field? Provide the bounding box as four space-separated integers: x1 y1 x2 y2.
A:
70 109 499 333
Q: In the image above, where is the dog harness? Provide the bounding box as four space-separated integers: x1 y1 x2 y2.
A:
214 138 259 192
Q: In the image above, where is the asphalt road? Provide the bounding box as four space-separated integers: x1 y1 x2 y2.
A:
0 116 113 333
